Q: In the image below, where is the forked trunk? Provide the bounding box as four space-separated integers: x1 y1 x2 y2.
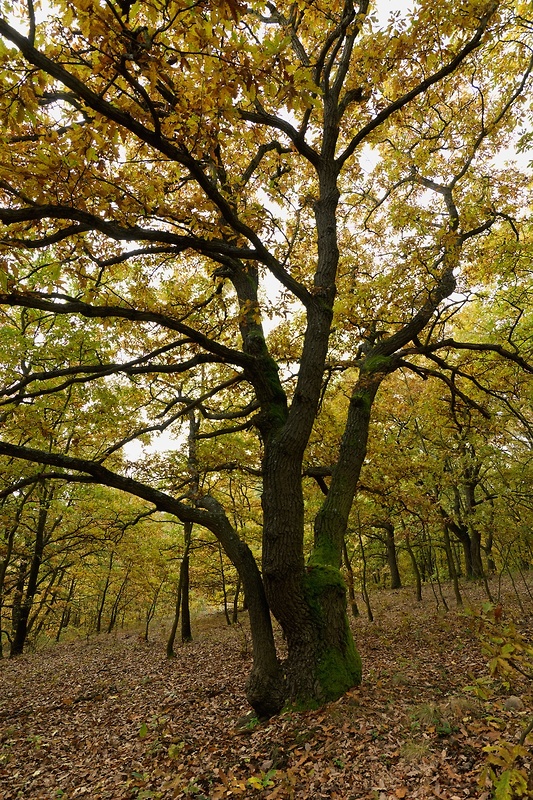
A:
263 551 361 706
261 369 384 706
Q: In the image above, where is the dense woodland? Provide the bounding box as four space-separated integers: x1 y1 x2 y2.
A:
1 356 533 658
0 0 532 772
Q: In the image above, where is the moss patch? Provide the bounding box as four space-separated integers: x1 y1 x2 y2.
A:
283 698 321 714
362 354 392 374
316 627 362 701
307 540 340 569
302 565 363 702
304 563 345 592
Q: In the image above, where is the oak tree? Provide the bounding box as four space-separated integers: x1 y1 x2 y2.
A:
0 0 532 714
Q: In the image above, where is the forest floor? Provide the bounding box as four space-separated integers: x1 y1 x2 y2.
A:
0 577 532 800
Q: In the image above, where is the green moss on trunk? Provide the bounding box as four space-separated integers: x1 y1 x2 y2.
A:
302 564 362 702
316 622 362 700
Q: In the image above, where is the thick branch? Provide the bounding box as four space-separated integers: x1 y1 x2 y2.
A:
402 338 533 374
239 106 320 168
0 290 252 368
0 439 227 531
1 348 224 403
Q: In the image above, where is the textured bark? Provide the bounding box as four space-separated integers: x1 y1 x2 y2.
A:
166 569 184 658
96 552 113 634
447 518 484 579
198 496 285 718
180 554 192 643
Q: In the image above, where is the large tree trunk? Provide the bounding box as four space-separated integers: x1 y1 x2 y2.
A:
198 496 285 718
261 365 384 705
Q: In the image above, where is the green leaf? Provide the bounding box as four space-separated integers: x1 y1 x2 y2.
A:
494 770 514 800
139 722 148 739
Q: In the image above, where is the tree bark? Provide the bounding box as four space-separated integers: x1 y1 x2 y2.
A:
372 520 402 589
232 577 241 624
96 552 113 634
166 573 183 658
180 553 192 643
404 532 422 602
443 524 462 606
342 540 359 619
10 495 49 657
198 496 285 717
56 576 77 642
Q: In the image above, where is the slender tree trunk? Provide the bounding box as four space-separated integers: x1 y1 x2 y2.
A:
0 529 16 659
166 574 183 658
96 552 113 634
470 527 485 579
232 577 241 624
180 553 192 643
357 521 374 622
342 539 359 619
10 498 48 657
107 564 130 634
167 522 193 654
452 538 463 578
402 524 422 601
56 576 76 642
29 566 64 638
443 524 462 607
445 517 476 579
433 552 449 612
144 580 162 642
373 521 402 589
1 490 33 658
219 542 231 626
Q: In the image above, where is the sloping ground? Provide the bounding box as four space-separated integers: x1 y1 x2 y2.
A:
0 578 531 800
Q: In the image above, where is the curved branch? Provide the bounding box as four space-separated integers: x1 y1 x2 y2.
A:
0 204 257 259
402 338 533 374
0 347 222 403
0 17 311 307
239 106 320 168
398 360 491 419
0 290 252 368
0 439 210 522
0 436 284 715
337 2 499 166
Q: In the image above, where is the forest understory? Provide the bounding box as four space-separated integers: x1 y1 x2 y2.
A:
0 577 532 800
